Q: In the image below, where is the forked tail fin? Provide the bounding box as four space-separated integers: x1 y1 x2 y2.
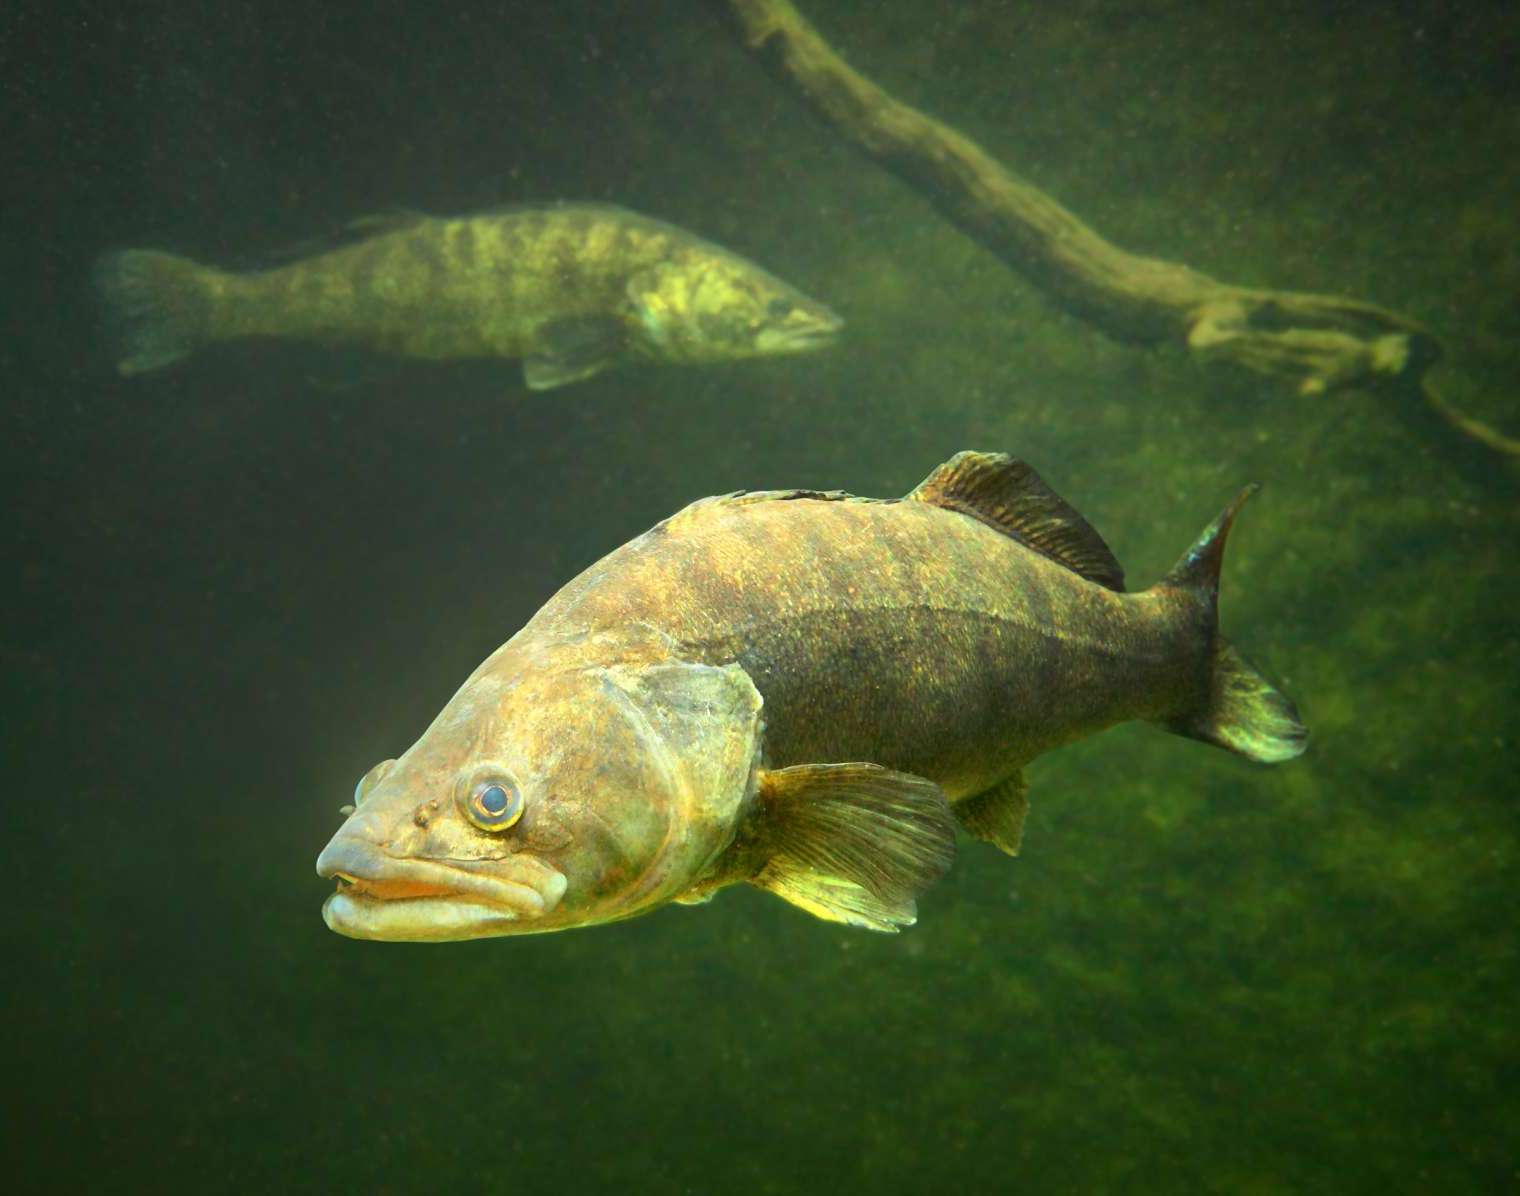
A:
94 249 217 375
1160 485 1308 764
1174 640 1307 763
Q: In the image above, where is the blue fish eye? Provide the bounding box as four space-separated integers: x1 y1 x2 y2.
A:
464 777 524 831
767 297 793 318
480 785 509 814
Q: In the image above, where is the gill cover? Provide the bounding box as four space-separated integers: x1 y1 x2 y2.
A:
594 659 765 913
625 257 835 362
626 260 701 354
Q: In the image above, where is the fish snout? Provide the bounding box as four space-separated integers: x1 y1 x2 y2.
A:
790 303 839 351
805 301 845 334
759 301 844 355
316 831 568 940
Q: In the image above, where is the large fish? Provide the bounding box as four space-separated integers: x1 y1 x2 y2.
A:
316 452 1306 940
94 204 842 390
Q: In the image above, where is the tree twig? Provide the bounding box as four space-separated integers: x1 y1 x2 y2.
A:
721 0 1516 464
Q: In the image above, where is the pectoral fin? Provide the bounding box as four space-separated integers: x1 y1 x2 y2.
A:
523 316 625 390
743 763 956 933
954 772 1029 856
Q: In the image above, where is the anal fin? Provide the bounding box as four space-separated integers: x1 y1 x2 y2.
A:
743 763 956 933
954 772 1029 857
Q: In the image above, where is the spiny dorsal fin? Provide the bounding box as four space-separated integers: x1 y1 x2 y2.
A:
908 451 1126 592
954 772 1030 857
657 488 879 536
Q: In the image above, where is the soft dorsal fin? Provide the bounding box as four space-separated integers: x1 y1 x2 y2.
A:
908 451 1126 592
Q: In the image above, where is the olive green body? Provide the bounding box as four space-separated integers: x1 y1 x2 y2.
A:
211 207 694 358
98 204 842 385
473 492 1210 803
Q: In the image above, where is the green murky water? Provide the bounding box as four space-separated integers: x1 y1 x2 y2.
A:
5 2 1516 1191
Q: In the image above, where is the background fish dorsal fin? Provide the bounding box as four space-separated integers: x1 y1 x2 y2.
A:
254 208 431 263
908 451 1126 592
345 207 430 237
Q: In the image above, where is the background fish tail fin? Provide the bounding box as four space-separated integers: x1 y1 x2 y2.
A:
94 249 218 375
1158 484 1308 764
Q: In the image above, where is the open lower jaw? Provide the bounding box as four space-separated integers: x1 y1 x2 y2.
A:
764 327 840 354
322 890 544 941
316 835 568 941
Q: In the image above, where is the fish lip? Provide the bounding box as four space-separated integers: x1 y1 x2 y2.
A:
811 305 845 332
791 327 842 348
315 834 566 920
321 890 533 942
760 315 844 353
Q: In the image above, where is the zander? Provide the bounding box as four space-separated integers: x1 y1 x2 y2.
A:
316 451 1306 941
95 204 842 390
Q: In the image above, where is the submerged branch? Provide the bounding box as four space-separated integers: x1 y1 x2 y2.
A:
721 0 1516 465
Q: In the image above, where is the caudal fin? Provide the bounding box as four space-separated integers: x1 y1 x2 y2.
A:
1173 640 1307 763
93 249 216 375
1161 485 1308 764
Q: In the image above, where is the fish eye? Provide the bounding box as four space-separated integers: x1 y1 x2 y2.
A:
767 297 794 318
353 758 396 807
462 777 524 832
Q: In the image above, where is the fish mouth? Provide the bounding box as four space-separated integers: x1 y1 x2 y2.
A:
758 308 844 354
315 834 568 942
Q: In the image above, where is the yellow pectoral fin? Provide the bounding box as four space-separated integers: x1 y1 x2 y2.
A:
744 762 956 933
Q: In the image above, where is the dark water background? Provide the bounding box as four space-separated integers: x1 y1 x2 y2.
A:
4 1 1518 1191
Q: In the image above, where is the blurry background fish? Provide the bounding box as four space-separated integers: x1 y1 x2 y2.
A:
95 205 842 390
